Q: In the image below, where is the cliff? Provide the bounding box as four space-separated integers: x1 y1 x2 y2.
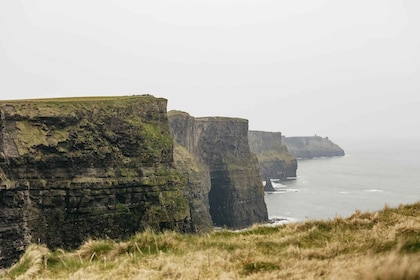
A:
168 111 268 229
172 143 213 233
284 136 345 159
0 96 191 268
248 131 297 180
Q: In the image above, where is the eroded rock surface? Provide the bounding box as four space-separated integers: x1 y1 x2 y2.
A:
169 111 268 229
248 131 297 180
0 96 191 267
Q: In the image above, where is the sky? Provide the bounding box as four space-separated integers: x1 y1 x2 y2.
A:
1 0 420 146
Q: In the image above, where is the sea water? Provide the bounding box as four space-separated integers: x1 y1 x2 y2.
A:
265 138 420 222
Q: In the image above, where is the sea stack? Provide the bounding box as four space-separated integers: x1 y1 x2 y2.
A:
264 178 276 192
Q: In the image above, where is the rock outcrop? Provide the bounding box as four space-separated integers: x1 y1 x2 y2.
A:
0 96 191 268
169 111 268 229
248 131 297 180
263 178 276 192
284 136 345 159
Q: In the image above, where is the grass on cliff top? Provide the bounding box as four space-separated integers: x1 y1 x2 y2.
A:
0 94 165 119
0 94 160 104
167 110 248 123
2 202 420 280
255 148 297 164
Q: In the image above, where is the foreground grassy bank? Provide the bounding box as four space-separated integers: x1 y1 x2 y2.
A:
1 202 419 280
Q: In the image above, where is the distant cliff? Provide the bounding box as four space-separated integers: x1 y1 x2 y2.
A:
248 131 297 181
169 111 268 229
284 136 345 159
0 96 191 268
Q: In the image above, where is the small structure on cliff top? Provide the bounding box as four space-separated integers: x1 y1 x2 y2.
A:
284 136 345 159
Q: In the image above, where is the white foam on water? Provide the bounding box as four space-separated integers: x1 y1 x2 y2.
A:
271 181 287 188
266 216 298 226
266 188 301 193
363 189 384 193
283 188 301 193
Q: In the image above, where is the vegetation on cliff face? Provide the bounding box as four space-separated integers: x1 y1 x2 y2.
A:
1 95 173 166
2 202 419 279
0 95 191 268
173 143 213 233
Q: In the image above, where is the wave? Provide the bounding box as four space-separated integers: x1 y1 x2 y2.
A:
271 181 301 193
266 188 301 194
363 189 384 193
281 188 301 193
266 216 298 226
271 181 287 187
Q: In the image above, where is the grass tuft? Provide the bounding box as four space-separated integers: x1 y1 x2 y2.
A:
3 244 50 279
77 239 115 260
243 261 280 274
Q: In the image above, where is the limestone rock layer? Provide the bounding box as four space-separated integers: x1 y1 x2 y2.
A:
169 111 268 229
0 96 191 267
248 131 297 180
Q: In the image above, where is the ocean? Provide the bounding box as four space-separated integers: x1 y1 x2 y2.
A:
265 138 420 222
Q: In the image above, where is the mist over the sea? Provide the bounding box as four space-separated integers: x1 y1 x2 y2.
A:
266 137 420 222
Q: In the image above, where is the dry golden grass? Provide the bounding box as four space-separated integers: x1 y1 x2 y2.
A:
1 202 419 280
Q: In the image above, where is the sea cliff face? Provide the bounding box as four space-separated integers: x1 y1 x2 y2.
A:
173 142 213 233
284 136 345 159
248 131 297 180
169 111 268 229
0 96 191 268
167 111 213 232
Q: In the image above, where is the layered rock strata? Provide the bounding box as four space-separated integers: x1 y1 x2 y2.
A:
284 136 345 159
169 111 268 229
248 131 297 180
0 96 191 268
173 143 213 233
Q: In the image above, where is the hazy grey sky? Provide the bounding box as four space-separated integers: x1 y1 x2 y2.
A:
1 0 419 143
